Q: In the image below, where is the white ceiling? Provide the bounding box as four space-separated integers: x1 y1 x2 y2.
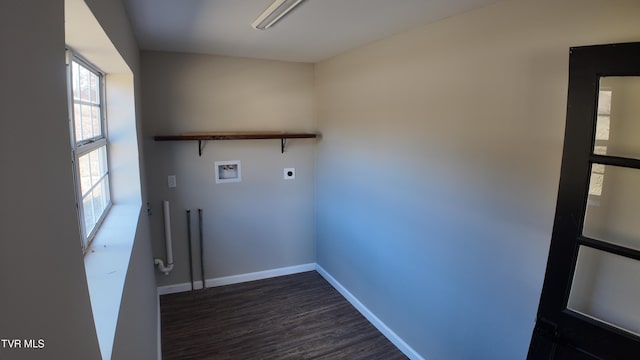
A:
124 0 499 63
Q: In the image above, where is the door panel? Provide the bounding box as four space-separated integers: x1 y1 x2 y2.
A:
583 164 640 251
529 42 640 360
594 77 640 160
568 246 640 336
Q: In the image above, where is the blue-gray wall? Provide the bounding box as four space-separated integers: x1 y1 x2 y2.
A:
314 0 640 359
0 0 158 359
0 2 101 358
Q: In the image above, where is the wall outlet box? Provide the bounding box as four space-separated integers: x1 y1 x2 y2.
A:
284 168 295 180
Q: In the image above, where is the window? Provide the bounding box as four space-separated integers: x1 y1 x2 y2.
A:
588 89 611 198
67 51 112 250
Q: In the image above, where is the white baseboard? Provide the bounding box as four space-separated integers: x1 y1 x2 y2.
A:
157 281 195 295
157 263 316 295
315 265 425 360
206 263 316 288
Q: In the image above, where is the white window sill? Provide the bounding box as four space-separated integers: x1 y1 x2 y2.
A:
84 204 141 360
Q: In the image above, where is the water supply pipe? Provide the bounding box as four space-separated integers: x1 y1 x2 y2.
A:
187 209 194 291
199 208 206 289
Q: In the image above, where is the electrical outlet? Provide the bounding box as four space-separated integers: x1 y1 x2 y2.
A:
168 175 177 188
284 168 295 180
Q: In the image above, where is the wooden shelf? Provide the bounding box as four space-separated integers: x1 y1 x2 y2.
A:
154 132 317 156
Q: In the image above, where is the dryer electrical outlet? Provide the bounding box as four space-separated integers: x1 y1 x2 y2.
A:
284 168 295 180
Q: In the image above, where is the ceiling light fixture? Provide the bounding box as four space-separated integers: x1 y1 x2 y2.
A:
251 0 306 30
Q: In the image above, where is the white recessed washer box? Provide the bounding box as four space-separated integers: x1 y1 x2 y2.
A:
215 160 241 184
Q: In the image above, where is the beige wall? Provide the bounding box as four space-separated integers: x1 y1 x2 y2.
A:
314 0 640 359
79 1 159 358
142 52 316 287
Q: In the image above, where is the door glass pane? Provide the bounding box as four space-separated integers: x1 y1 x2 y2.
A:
584 164 640 250
568 246 640 336
594 77 640 159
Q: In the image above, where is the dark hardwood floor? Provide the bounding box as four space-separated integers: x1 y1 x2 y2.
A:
160 271 408 359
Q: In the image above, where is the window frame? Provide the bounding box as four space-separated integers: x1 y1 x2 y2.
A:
66 49 113 251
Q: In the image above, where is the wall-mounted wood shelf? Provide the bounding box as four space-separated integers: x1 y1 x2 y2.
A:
154 132 317 156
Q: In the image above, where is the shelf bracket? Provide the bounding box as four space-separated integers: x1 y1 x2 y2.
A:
281 138 287 154
198 140 206 157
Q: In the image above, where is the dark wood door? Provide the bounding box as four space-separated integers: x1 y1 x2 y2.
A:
529 43 640 360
